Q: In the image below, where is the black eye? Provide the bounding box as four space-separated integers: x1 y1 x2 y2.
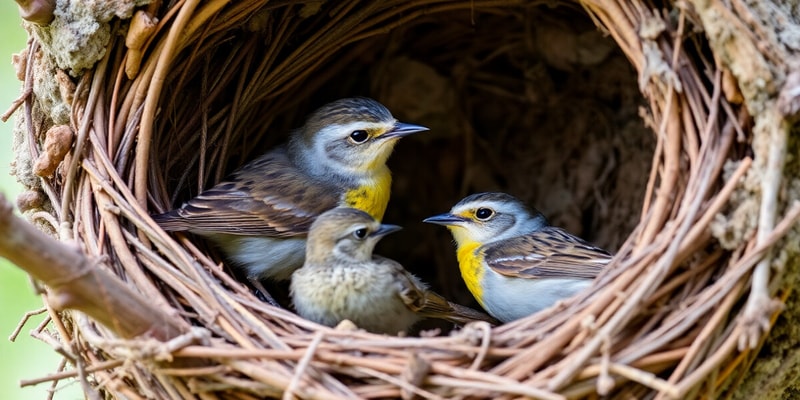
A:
353 228 368 239
349 130 369 143
475 208 494 221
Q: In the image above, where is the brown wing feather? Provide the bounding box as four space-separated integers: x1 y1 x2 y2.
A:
483 227 612 280
391 265 499 326
153 147 340 237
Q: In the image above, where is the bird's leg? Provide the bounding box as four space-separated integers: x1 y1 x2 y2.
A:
248 276 281 307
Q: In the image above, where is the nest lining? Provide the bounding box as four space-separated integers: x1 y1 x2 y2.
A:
10 0 800 399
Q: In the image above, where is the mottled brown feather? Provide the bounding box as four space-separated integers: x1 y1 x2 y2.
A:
392 266 499 326
153 146 340 237
482 227 612 280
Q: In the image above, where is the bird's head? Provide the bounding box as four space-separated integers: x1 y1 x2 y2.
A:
423 192 548 246
306 207 401 263
291 97 428 178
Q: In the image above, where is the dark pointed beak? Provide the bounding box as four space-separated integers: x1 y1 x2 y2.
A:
371 224 402 238
423 213 468 226
381 122 429 139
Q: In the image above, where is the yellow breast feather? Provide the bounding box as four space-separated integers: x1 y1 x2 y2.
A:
456 241 485 308
344 168 392 221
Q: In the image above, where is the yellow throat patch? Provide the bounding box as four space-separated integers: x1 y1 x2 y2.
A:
455 240 485 308
344 168 391 221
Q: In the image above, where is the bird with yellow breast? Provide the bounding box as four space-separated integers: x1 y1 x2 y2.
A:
424 192 612 323
291 207 498 334
153 98 427 304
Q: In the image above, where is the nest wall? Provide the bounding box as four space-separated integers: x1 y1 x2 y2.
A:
9 0 800 399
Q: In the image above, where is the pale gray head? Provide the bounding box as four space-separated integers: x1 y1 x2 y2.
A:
289 97 428 177
423 192 548 245
306 207 401 264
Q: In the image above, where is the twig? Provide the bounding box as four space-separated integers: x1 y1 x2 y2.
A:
19 359 125 387
284 331 324 400
739 116 790 350
0 192 186 341
9 307 47 341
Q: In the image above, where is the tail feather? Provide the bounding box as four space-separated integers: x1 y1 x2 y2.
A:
443 301 500 326
151 210 191 231
412 289 500 326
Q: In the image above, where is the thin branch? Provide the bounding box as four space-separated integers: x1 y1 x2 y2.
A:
0 192 187 342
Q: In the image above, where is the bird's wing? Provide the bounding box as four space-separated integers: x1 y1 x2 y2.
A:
387 260 499 326
153 148 340 237
482 227 611 280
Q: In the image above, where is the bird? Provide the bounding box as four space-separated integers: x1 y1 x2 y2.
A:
423 192 612 323
290 207 499 334
152 98 428 304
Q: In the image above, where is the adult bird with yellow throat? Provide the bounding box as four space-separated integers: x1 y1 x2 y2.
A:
153 97 428 304
424 192 612 323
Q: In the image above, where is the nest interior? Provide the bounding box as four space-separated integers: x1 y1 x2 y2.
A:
154 4 653 310
11 0 800 399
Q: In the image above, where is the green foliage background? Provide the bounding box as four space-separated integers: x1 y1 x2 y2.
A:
0 5 81 399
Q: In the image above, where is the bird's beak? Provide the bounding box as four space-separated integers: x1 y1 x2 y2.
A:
423 213 468 227
371 224 402 238
381 122 429 139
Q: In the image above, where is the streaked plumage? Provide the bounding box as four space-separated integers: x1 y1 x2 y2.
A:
424 192 611 322
291 208 498 334
153 98 428 299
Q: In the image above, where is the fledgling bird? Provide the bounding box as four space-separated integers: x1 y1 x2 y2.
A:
290 207 498 335
424 192 612 323
153 98 428 302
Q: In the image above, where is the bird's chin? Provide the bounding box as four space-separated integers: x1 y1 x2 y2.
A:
363 146 396 171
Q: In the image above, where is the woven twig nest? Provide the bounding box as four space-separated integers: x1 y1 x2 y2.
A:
9 0 800 398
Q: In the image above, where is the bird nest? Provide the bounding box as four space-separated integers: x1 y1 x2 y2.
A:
8 0 800 399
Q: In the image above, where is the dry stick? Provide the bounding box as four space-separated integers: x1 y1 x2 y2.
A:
581 0 641 71
614 230 746 364
654 282 745 400
8 307 47 341
0 194 185 341
642 249 723 310
20 359 126 387
740 115 789 350
21 41 62 223
345 366 444 400
225 359 343 400
640 88 682 246
616 132 749 360
1 85 32 121
673 203 800 397
716 289 792 397
134 0 201 209
427 375 564 400
549 94 694 391
577 347 689 380
608 363 678 395
676 157 753 262
468 322 492 370
59 68 101 234
85 162 176 314
344 0 523 46
85 147 226 323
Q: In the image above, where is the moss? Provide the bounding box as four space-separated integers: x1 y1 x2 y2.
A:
28 0 149 75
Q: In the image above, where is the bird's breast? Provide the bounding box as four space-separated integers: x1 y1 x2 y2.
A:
456 241 486 308
343 169 391 221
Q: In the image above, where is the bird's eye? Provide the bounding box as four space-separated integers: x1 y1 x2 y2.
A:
353 228 368 239
349 130 369 143
475 208 494 221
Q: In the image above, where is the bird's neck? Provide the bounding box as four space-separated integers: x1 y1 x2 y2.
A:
288 138 393 221
344 167 392 221
455 239 486 308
